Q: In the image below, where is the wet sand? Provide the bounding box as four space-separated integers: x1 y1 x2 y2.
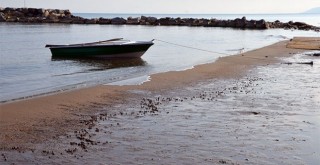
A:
287 37 320 50
0 37 319 164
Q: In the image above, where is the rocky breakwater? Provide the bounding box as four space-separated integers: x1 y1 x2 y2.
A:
1 7 319 31
0 7 73 23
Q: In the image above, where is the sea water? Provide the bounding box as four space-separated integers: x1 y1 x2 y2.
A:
0 14 319 102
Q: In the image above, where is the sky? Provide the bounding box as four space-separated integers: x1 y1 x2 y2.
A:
1 0 320 14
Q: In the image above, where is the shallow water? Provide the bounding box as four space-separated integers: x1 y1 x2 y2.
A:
93 52 320 165
1 52 318 164
0 22 319 102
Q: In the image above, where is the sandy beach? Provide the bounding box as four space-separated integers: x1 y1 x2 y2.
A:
0 37 319 164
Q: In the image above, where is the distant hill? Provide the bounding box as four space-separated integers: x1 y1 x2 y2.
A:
304 7 320 13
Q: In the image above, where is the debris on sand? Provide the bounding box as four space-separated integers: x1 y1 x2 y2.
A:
282 61 313 65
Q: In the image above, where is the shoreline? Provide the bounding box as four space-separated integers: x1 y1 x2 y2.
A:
1 37 318 146
0 40 286 104
0 37 319 163
0 38 279 104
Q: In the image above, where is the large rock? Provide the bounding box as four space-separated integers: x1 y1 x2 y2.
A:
158 17 170 25
291 21 308 26
270 20 283 28
64 10 72 18
175 17 182 25
179 19 189 26
32 17 45 23
16 17 29 22
0 12 6 22
217 20 227 27
111 17 126 24
4 8 16 12
140 16 158 25
190 19 200 26
198 19 209 26
139 16 147 25
48 13 59 20
20 8 29 14
245 20 256 29
27 8 37 16
283 22 296 30
226 20 236 27
234 17 246 28
36 8 45 16
292 22 312 30
59 18 73 23
98 18 111 24
49 11 65 18
256 19 269 29
5 16 18 22
159 17 178 26
53 9 65 14
127 17 140 25
146 17 158 25
72 18 85 24
64 10 71 15
85 19 97 24
43 10 50 17
207 19 218 27
11 11 25 18
43 17 59 23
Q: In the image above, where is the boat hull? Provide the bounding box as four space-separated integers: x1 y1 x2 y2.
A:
49 42 153 59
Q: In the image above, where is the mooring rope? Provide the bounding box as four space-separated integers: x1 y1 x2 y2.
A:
152 38 277 61
153 38 315 65
153 39 232 56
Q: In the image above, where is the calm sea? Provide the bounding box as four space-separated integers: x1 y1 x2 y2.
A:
0 13 319 102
